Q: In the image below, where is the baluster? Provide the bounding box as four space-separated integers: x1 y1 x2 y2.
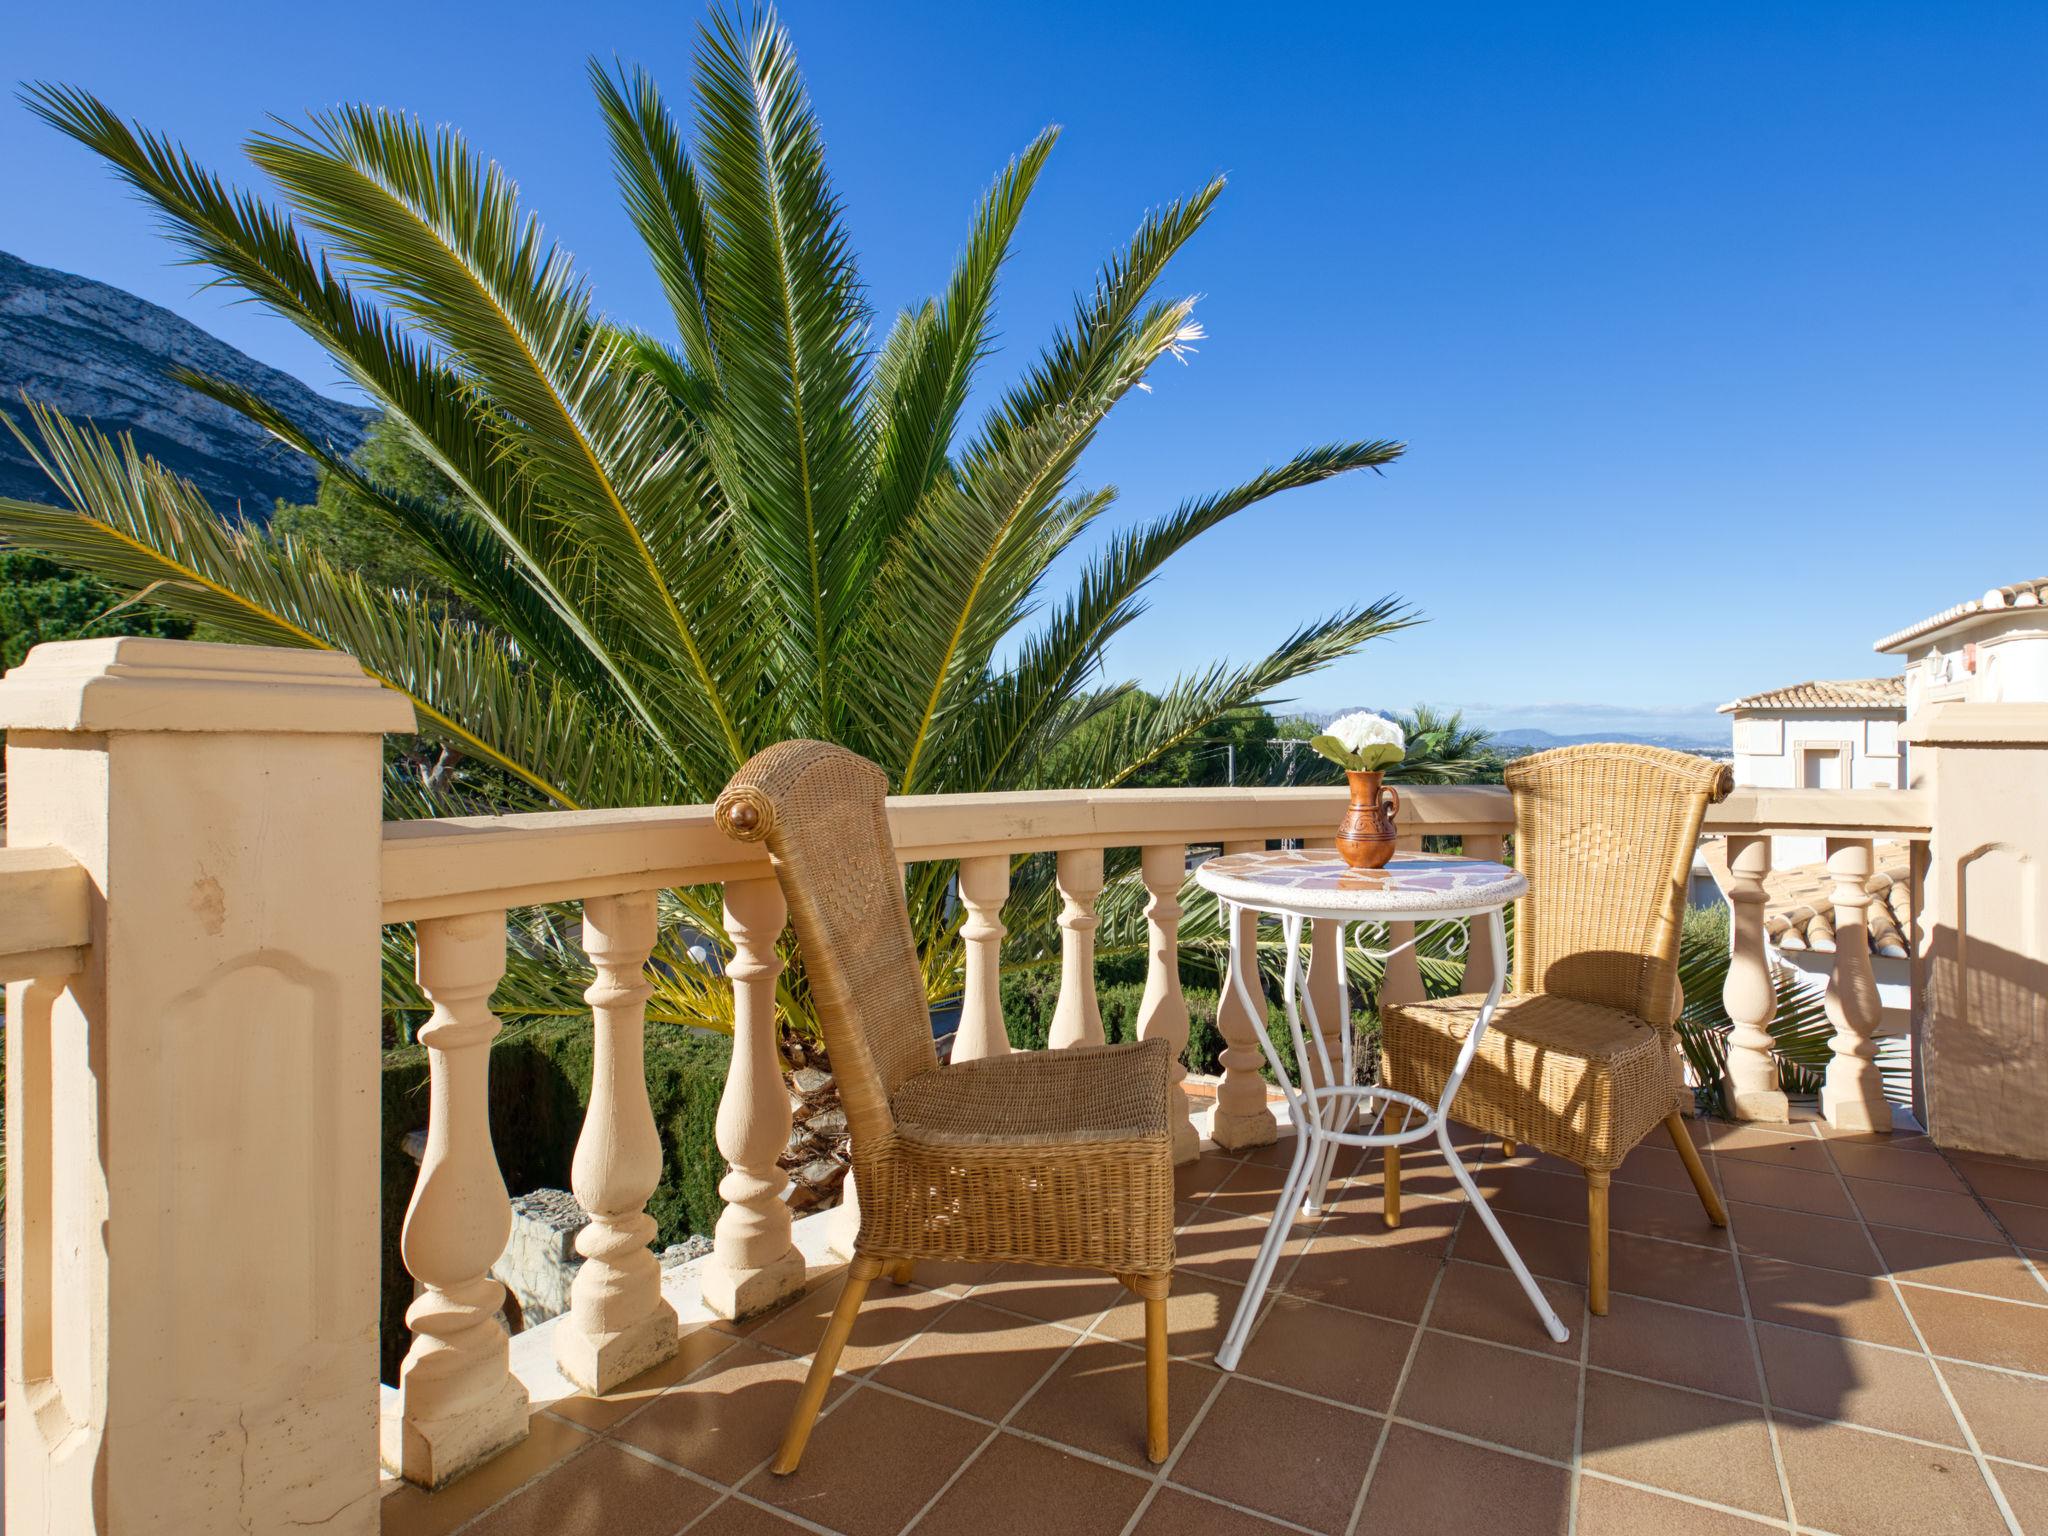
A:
1461 832 1507 996
557 890 681 1393
1379 833 1426 1010
386 911 528 1488
952 855 1012 1061
703 879 806 1319
1210 839 1279 1150
1138 843 1199 1163
1821 838 1890 1133
1722 835 1790 1121
1049 847 1106 1047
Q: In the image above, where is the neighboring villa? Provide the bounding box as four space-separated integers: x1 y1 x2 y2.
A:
1702 577 2048 1088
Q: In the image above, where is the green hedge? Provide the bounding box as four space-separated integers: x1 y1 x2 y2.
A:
379 1020 729 1385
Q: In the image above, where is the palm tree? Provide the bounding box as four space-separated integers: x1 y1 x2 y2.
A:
3 6 1410 1033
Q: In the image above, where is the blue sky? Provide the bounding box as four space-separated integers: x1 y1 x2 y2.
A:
7 0 2044 738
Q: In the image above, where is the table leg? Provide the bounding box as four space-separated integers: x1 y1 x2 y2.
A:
1215 1117 1317 1371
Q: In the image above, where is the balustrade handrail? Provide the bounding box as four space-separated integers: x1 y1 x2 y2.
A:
0 844 90 979
379 780 1934 924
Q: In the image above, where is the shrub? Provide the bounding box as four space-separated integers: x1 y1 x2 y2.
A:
379 1020 729 1384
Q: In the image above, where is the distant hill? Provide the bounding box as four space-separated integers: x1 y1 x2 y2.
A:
0 250 372 518
1486 727 1729 754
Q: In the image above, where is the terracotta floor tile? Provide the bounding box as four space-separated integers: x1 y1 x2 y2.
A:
707 1269 839 1338
912 1431 1150 1536
379 1413 596 1536
743 1386 988 1536
1007 1337 1216 1468
612 1340 845 1486
1392 1330 1580 1459
1609 1179 1731 1245
915 1259 1005 1294
1428 1258 1583 1357
1587 1294 1761 1401
969 1264 1127 1327
1178 1151 1252 1203
1902 1287 2048 1374
1847 1178 2004 1242
1740 1256 1920 1347
1174 1203 1311 1287
1315 1190 1463 1247
677 1496 816 1535
1941 1360 2048 1467
1718 1157 1857 1219
870 1300 1078 1420
1280 1230 1448 1321
1355 1423 1570 1535
1755 1323 1964 1445
1453 1207 1590 1284
1991 1199 2048 1249
1728 1201 1881 1276
1951 1155 2048 1210
465 1441 715 1536
1775 1417 2009 1536
748 1272 957 1370
1233 1292 1414 1410
1574 1477 1786 1536
1132 1485 1300 1536
1702 1123 1828 1168
1170 1377 1378 1534
1488 1166 1593 1226
1209 1152 1302 1204
1617 1140 1721 1194
1609 1230 1746 1313
1871 1223 2048 1303
547 1324 738 1434
1991 1461 2048 1536
1825 1139 1970 1192
1095 1272 1246 1363
1579 1373 1785 1518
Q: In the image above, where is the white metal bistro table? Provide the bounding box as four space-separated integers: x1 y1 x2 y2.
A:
1194 848 1570 1370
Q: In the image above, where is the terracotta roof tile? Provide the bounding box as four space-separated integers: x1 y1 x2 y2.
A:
1718 677 1904 713
1700 840 1912 959
1874 577 2048 654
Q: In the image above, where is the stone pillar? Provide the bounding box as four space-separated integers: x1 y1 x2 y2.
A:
1137 843 1199 1163
1049 847 1106 1048
1819 839 1890 1134
952 856 1012 1061
0 638 411 1536
1210 840 1278 1150
1721 834 1791 1122
557 890 681 1393
1906 702 2048 1158
703 878 806 1318
1378 834 1427 1012
389 912 529 1486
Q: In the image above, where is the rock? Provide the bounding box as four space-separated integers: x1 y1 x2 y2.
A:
797 1158 842 1188
490 1188 590 1328
0 250 374 515
660 1236 713 1268
790 1066 833 1098
400 1129 428 1164
802 1106 849 1140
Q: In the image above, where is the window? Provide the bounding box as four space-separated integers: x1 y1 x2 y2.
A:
1802 746 1843 789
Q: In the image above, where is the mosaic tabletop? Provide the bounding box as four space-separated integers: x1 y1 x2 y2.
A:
1194 848 1526 915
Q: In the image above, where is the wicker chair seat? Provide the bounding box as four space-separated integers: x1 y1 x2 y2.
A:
1382 992 1669 1172
892 1038 1172 1147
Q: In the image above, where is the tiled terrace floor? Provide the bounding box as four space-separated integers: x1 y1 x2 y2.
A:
383 1117 2048 1536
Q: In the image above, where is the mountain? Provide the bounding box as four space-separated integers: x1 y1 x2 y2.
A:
0 250 372 518
1486 727 1729 754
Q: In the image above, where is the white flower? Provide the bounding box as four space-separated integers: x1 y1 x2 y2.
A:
1326 711 1404 755
1310 711 1406 772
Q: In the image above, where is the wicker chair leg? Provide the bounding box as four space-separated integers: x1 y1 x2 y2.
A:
1126 1274 1172 1464
1586 1171 1611 1316
889 1259 916 1286
774 1254 883 1475
1501 1139 1517 1158
1383 1146 1402 1229
1665 1113 1728 1227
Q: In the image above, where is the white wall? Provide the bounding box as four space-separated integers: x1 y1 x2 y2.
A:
1729 706 1905 866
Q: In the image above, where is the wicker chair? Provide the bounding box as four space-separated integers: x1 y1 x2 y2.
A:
1379 744 1732 1313
715 741 1176 1472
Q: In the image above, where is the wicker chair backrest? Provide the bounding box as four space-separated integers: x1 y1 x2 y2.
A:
1504 743 1733 1027
715 740 938 1144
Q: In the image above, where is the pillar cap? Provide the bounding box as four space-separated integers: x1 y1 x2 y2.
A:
1903 701 2048 747
0 638 417 735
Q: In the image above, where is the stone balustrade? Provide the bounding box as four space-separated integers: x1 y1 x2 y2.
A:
4 637 2008 1535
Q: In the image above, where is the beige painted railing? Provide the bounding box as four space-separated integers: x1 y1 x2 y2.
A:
0 638 1971 1531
